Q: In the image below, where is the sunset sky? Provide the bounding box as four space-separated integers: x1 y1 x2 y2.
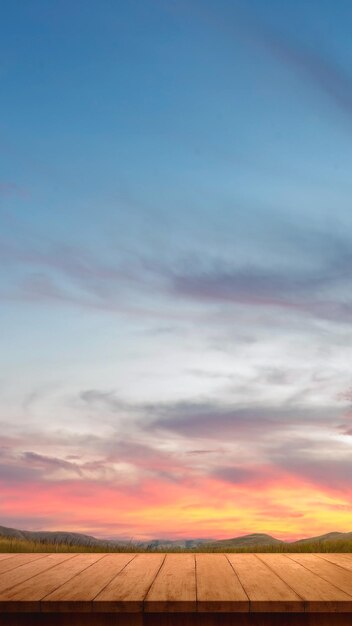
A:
1 0 352 541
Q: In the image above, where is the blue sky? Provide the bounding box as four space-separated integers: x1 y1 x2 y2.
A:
1 0 352 539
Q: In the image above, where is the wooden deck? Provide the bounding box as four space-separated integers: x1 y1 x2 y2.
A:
0 553 352 625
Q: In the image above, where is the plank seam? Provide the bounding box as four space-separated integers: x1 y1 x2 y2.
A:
0 554 79 597
90 553 138 602
315 554 352 574
194 552 198 608
141 553 167 612
0 554 50 575
255 554 307 612
285 554 352 600
224 553 250 611
39 553 108 605
0 555 26 563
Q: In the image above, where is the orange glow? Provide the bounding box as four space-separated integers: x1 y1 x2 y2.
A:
1 472 350 541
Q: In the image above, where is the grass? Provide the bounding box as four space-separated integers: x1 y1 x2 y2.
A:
1 537 352 553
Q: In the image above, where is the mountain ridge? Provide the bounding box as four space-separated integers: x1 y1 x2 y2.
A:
1 525 351 549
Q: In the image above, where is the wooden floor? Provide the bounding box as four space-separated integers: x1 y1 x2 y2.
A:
0 553 352 625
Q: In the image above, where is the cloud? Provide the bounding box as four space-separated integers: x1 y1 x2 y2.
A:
79 389 129 413
2 209 352 328
77 389 350 497
211 465 257 485
238 8 352 121
0 239 158 314
160 234 352 321
78 388 340 439
337 387 352 403
168 248 352 322
266 434 352 495
22 451 83 476
277 455 352 494
175 1 352 122
1 399 351 539
339 424 352 436
146 399 337 440
0 462 40 483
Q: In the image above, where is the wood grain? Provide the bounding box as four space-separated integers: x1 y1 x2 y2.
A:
0 554 101 612
0 554 75 602
226 553 304 612
196 554 248 613
43 554 137 613
94 553 163 613
317 554 352 573
0 553 49 576
257 554 352 612
3 613 352 625
1 614 143 625
144 613 352 626
0 552 352 622
287 554 352 597
145 554 196 613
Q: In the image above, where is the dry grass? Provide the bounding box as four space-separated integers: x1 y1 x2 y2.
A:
1 537 351 553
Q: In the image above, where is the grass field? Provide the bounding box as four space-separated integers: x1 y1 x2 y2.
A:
1 537 351 553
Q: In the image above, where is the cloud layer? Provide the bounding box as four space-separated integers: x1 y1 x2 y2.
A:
1 0 352 540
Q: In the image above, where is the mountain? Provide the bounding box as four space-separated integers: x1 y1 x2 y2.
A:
0 525 209 549
206 533 284 548
0 525 122 547
293 531 352 545
0 524 351 549
140 539 211 549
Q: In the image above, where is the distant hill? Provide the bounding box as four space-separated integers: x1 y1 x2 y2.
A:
0 525 121 547
142 539 211 549
293 531 352 545
207 533 283 548
0 525 208 549
209 531 352 548
0 524 351 550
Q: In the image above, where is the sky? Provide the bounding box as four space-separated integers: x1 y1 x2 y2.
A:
0 0 352 542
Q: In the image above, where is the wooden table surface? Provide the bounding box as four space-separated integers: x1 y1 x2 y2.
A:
0 552 352 625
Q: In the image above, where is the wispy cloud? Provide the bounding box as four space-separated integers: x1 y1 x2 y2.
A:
0 377 351 539
173 1 352 122
2 229 352 326
2 0 352 543
22 451 83 476
238 7 352 121
168 245 352 322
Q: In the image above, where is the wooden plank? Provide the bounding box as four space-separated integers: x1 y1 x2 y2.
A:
1 614 143 625
145 554 196 613
257 553 352 612
196 554 248 613
43 553 137 612
0 554 100 612
143 615 352 626
0 553 48 575
287 554 352 597
4 613 352 626
2 612 352 626
93 553 163 613
317 554 352 573
0 554 74 599
226 553 304 612
0 552 351 622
